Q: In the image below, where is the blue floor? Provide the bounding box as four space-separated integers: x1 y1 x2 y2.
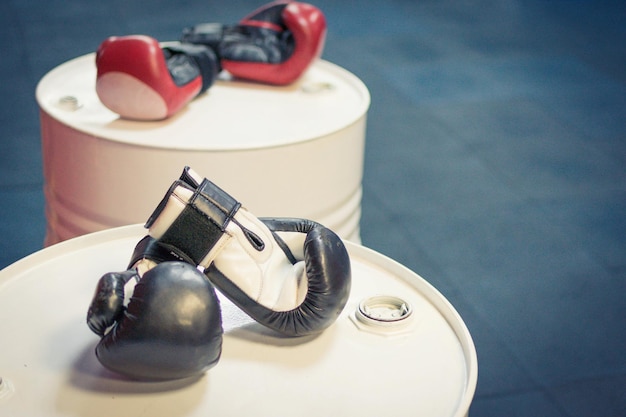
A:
1 1 625 415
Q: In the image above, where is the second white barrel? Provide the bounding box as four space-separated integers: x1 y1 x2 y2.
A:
37 53 370 245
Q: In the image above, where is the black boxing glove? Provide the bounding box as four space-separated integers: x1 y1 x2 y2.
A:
143 166 351 337
87 261 223 380
86 230 193 337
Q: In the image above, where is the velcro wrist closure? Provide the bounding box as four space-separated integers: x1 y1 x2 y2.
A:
146 178 241 267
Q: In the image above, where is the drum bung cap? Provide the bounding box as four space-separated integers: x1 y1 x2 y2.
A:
351 295 415 336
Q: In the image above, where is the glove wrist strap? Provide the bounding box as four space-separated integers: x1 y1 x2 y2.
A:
163 43 220 92
144 167 264 268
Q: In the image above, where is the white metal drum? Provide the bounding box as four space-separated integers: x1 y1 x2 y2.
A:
0 225 477 417
36 54 370 246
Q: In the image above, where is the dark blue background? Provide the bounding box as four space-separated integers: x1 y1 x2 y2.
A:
1 1 624 415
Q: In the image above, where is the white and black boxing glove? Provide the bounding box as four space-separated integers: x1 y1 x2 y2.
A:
86 260 223 380
142 166 351 337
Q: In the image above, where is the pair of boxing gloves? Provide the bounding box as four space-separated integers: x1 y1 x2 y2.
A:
86 167 351 380
95 1 326 120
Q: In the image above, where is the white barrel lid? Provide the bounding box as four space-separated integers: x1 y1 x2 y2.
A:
0 225 476 417
35 53 370 151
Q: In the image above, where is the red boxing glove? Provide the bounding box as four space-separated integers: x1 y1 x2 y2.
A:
182 1 326 85
95 35 219 120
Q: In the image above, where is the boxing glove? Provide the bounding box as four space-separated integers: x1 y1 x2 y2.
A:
95 35 219 120
86 261 223 380
86 231 194 337
142 166 351 337
181 1 326 85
